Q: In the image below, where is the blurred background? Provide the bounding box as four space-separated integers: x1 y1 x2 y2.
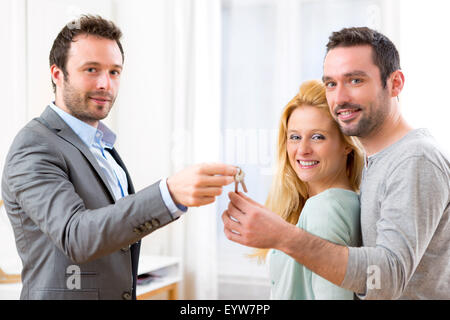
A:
0 0 449 299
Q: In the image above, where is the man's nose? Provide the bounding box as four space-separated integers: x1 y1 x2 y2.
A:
334 84 351 107
96 72 111 91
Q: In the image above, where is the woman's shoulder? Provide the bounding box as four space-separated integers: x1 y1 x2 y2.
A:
307 188 360 212
301 188 361 245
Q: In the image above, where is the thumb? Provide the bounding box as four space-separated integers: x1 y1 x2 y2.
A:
236 191 265 208
229 191 264 212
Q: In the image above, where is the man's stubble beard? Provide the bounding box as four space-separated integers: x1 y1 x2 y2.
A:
62 78 115 123
338 89 390 138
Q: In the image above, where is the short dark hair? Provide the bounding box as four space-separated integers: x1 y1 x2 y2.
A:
49 14 124 92
326 27 400 88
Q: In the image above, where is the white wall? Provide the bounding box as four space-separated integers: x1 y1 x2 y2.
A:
398 0 450 154
0 0 28 188
0 0 115 189
1 0 449 300
113 0 175 257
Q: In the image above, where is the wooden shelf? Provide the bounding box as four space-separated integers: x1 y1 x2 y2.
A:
136 255 182 300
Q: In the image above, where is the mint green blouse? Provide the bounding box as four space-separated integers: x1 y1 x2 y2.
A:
269 188 361 300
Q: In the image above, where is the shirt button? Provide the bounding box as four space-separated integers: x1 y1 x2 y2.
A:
151 218 160 228
122 291 132 300
144 221 153 230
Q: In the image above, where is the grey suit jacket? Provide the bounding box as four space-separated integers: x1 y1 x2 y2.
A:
1 106 176 300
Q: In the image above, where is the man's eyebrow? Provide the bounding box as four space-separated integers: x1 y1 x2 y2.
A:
322 70 368 82
81 61 123 69
343 70 368 77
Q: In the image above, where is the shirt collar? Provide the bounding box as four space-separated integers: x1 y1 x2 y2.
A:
49 102 116 149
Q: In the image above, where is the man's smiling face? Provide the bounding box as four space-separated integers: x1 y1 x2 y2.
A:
56 34 123 127
323 45 391 138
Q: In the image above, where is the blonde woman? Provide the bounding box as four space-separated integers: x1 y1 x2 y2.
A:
223 80 364 299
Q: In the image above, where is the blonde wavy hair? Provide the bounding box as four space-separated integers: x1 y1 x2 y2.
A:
254 80 364 261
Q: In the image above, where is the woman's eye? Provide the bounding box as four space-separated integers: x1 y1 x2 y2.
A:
289 134 301 141
312 134 325 140
87 68 96 73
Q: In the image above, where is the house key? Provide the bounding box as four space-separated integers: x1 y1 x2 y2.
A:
234 167 248 193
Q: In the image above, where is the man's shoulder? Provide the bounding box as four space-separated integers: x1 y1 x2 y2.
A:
12 117 55 147
373 130 450 188
380 129 448 167
5 116 64 166
3 117 66 189
402 129 444 153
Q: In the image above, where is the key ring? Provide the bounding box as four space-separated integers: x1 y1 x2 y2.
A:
234 167 248 193
235 167 245 182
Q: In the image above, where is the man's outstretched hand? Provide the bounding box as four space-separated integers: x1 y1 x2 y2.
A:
167 163 237 207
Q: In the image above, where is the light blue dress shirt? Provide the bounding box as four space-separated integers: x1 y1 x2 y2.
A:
49 103 186 218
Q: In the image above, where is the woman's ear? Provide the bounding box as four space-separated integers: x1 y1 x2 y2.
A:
344 145 353 156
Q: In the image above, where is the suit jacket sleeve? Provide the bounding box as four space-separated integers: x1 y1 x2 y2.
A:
3 126 176 264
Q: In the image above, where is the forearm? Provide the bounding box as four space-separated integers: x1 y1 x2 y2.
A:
276 224 349 286
224 191 349 286
61 183 176 263
10 170 173 263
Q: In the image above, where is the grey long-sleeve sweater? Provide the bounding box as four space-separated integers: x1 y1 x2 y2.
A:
341 129 449 299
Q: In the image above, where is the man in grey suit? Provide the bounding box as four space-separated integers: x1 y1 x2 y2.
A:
1 15 236 300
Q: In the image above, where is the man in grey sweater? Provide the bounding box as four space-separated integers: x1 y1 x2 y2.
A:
222 27 449 299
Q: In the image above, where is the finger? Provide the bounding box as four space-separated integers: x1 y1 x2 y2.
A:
192 187 223 197
222 210 242 233
236 192 265 208
228 191 258 213
197 175 234 187
199 163 237 176
227 200 245 220
223 226 243 244
191 196 216 207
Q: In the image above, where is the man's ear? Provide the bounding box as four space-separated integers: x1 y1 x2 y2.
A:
50 64 64 88
389 70 405 98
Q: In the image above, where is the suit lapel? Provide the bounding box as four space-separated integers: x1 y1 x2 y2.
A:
38 106 116 202
106 147 140 300
106 147 135 195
